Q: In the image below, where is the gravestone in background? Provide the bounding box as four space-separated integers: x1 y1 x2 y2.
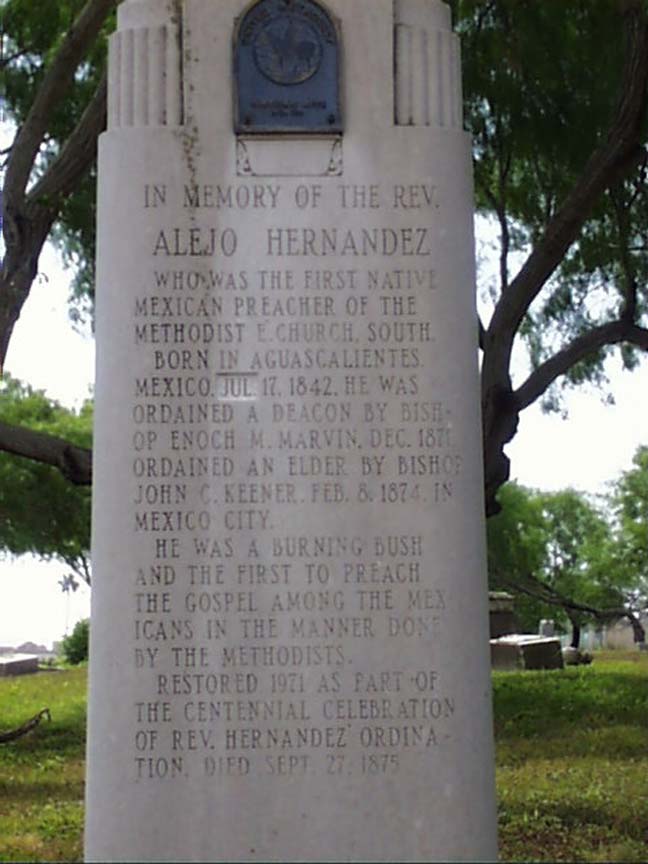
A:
85 0 498 860
539 619 555 637
0 654 39 677
491 635 564 671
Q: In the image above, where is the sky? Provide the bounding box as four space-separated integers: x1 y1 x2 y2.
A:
1 226 647 649
474 224 648 499
1 244 94 650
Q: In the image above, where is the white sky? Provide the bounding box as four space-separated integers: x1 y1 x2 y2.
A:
1 245 94 649
474 221 648 498
1 222 647 649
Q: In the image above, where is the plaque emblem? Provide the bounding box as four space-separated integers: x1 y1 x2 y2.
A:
254 17 323 85
235 0 342 134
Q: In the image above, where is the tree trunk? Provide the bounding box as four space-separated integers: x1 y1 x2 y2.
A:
569 616 581 649
628 613 646 644
480 2 648 516
0 207 52 370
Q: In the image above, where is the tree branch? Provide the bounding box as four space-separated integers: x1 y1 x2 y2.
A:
496 569 628 622
0 709 51 745
27 72 107 209
481 2 648 514
484 186 511 294
478 315 487 351
3 0 118 207
609 181 642 322
0 49 32 69
486 2 648 365
0 421 92 486
514 321 648 411
78 554 93 587
474 1 498 34
0 2 118 371
0 213 54 373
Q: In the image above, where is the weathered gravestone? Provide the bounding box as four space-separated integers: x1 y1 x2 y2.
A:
539 619 555 638
0 654 39 677
86 0 498 860
490 635 564 672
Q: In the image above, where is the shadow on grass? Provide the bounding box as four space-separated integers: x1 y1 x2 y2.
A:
498 820 648 864
0 776 84 804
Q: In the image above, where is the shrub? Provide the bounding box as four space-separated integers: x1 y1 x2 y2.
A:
60 619 89 665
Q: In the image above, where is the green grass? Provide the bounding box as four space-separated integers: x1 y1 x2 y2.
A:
0 667 86 862
0 654 647 862
494 651 648 862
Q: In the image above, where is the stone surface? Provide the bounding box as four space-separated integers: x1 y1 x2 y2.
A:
491 636 564 671
0 654 39 677
489 640 521 671
539 619 555 637
562 646 591 666
488 591 517 638
490 638 523 671
86 1 497 861
520 637 563 670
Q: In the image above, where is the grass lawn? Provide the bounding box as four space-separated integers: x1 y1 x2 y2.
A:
494 651 648 862
0 667 86 863
0 653 647 862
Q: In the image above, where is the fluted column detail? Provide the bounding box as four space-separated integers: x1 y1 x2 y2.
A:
108 20 183 129
394 0 462 128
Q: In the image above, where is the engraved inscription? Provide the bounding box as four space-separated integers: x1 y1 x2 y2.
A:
128 179 460 785
87 2 498 856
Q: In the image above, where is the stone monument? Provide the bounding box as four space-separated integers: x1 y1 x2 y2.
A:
86 0 498 860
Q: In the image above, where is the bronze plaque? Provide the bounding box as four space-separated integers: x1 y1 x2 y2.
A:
235 0 342 134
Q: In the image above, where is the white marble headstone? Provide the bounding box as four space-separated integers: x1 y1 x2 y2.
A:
86 0 498 860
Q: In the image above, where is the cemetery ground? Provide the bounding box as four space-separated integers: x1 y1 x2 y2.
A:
0 654 646 863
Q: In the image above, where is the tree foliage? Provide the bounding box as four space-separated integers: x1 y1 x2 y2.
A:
0 375 92 581
1 0 116 370
60 617 89 664
486 483 549 632
2 0 113 313
452 0 648 510
610 445 648 605
488 472 648 645
1 0 648 519
537 490 625 646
